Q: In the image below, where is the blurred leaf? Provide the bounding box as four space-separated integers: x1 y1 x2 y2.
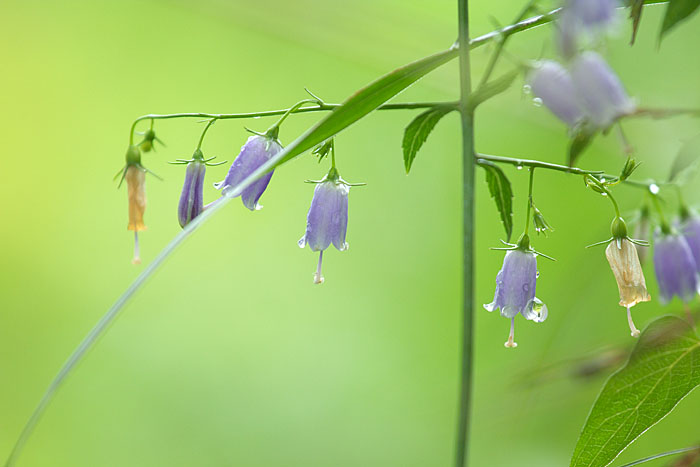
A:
469 69 519 110
568 125 596 167
659 0 700 42
669 134 700 183
570 316 700 467
629 0 645 44
274 47 458 168
402 106 455 173
479 160 513 241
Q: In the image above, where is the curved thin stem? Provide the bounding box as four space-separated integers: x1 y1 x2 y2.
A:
617 446 700 467
196 119 216 150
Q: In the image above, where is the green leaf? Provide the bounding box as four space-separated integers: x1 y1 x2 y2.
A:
402 106 455 173
469 69 519 110
272 46 458 169
479 160 513 241
668 133 700 183
629 0 645 44
570 316 700 467
659 0 700 42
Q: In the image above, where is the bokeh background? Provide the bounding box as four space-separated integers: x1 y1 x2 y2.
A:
1 1 699 466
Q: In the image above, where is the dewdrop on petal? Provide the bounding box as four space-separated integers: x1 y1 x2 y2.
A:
215 134 283 210
604 218 650 338
528 61 584 127
484 237 548 348
298 167 350 284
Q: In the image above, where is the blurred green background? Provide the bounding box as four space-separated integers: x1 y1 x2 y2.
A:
1 0 699 466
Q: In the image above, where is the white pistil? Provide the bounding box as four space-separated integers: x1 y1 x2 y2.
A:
132 231 142 265
314 250 325 284
504 318 518 348
627 306 640 338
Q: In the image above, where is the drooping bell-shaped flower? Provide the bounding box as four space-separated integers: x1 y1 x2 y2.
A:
653 229 700 304
528 61 585 127
605 237 650 337
680 213 700 271
557 0 619 58
178 156 206 228
570 52 635 128
298 167 350 284
122 145 147 265
484 243 548 348
215 135 283 210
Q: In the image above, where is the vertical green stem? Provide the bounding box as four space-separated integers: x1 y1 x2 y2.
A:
456 0 474 466
525 168 535 236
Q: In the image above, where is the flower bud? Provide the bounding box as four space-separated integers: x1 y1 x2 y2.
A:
533 207 554 236
298 172 350 284
178 158 206 228
570 52 635 128
653 230 700 304
215 135 283 210
528 61 584 127
484 249 547 348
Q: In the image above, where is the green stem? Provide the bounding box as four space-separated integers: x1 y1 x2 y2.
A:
455 0 474 465
196 119 216 150
617 446 700 467
524 167 535 235
650 192 672 234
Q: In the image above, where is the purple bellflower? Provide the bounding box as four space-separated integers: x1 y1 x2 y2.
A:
570 52 635 128
298 167 350 284
215 134 283 210
484 246 548 348
178 158 206 228
653 229 700 304
528 61 584 127
557 0 619 58
680 213 700 271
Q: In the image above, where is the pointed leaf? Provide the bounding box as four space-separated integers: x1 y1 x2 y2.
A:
568 125 597 167
629 0 645 44
402 106 455 173
570 316 700 467
659 0 700 42
479 160 513 241
668 133 700 183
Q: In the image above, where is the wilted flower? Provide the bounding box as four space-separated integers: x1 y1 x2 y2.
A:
529 61 584 127
680 213 700 271
123 145 147 265
484 246 548 348
570 52 635 128
178 157 206 228
653 229 700 304
215 135 283 210
298 168 350 284
605 237 650 337
557 0 619 57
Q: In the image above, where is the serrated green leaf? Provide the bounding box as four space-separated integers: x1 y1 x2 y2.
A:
402 106 455 173
479 160 513 241
668 133 700 183
271 46 458 169
570 316 700 467
469 69 519 110
659 0 700 42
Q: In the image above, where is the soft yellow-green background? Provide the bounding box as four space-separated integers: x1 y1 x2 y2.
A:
1 1 699 466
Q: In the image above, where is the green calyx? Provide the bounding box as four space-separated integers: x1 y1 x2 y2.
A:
516 233 530 250
125 145 142 166
611 216 628 239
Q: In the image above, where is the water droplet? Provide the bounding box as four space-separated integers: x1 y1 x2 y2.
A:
536 271 540 278
649 183 660 195
253 116 262 119
522 84 532 95
600 178 606 183
532 97 543 107
516 165 523 170
522 283 530 292
601 192 608 197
